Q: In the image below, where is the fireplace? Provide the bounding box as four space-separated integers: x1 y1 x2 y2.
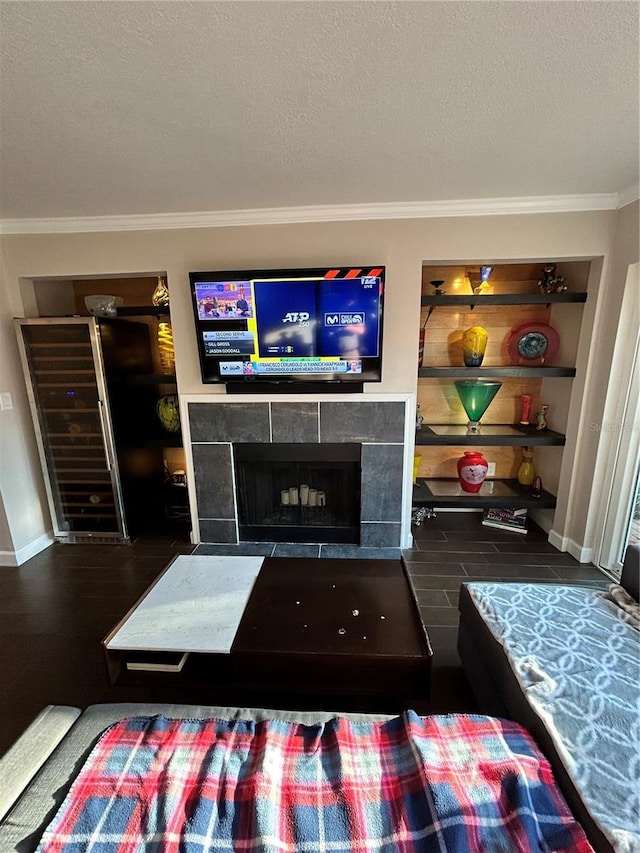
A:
234 443 360 544
184 395 412 551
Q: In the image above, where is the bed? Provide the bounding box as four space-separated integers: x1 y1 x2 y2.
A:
457 544 640 853
0 703 595 852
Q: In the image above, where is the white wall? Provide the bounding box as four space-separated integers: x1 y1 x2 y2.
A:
575 201 640 561
0 253 52 562
0 207 634 562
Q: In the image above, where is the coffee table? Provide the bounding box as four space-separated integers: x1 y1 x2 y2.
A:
104 555 432 713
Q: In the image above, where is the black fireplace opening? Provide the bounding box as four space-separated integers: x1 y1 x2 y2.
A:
233 443 361 544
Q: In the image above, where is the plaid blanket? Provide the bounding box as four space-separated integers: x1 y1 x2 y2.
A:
37 711 593 852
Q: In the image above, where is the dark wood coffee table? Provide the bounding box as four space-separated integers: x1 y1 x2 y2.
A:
104 556 432 714
232 557 432 711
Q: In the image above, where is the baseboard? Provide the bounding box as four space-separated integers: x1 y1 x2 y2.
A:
0 531 53 566
548 529 593 564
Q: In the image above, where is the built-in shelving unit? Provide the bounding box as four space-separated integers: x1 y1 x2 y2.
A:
415 263 589 513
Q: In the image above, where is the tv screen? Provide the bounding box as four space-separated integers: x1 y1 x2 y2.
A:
189 266 385 387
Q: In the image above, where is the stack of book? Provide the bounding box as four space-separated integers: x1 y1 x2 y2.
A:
482 507 528 534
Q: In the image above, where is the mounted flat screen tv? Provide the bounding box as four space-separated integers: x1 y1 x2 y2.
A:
189 266 385 389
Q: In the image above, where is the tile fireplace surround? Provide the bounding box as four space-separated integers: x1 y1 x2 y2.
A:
182 394 415 553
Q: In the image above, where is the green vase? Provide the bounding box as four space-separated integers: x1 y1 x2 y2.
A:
455 380 502 433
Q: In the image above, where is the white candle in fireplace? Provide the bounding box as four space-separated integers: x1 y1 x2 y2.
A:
281 490 290 505
299 484 309 505
289 487 299 505
317 491 326 507
308 488 317 507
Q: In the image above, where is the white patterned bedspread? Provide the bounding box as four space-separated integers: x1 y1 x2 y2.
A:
466 582 640 853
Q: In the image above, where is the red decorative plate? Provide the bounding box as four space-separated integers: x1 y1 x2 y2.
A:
506 323 560 366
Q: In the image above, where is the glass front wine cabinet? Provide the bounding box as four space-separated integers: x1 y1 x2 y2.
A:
16 318 128 543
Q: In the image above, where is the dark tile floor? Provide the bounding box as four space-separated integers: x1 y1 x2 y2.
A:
0 514 610 757
404 513 610 714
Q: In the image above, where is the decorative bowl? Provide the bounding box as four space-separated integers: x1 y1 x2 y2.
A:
84 295 124 317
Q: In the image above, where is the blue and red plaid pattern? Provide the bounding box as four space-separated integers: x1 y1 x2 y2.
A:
37 711 593 852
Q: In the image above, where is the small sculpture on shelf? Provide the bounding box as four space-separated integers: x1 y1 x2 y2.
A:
416 403 424 431
531 475 543 499
536 404 550 431
152 276 170 307
157 320 175 374
519 395 533 425
429 279 446 296
156 394 181 433
538 263 567 294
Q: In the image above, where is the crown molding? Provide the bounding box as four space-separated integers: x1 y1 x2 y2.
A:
617 182 639 209
0 193 621 235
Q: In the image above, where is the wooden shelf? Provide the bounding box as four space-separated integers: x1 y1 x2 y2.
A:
413 477 557 509
421 292 588 307
115 306 170 317
418 366 576 378
109 372 176 385
118 437 183 450
415 424 566 446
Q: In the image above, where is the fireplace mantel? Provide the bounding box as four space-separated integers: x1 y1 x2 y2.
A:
180 393 415 551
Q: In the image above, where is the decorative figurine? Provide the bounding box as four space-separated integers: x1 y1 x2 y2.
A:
478 265 494 294
416 404 424 431
152 276 170 307
531 475 543 499
429 279 446 295
469 265 494 295
536 404 549 431
538 263 566 294
519 395 533 425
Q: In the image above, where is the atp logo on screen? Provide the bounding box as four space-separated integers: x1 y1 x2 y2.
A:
324 312 365 326
282 312 310 324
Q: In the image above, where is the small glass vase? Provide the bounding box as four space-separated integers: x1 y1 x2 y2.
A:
518 446 535 485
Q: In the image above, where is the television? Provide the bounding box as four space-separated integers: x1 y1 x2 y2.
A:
189 266 385 389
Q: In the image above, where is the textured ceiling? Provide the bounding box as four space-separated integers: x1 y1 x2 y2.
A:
0 1 638 221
